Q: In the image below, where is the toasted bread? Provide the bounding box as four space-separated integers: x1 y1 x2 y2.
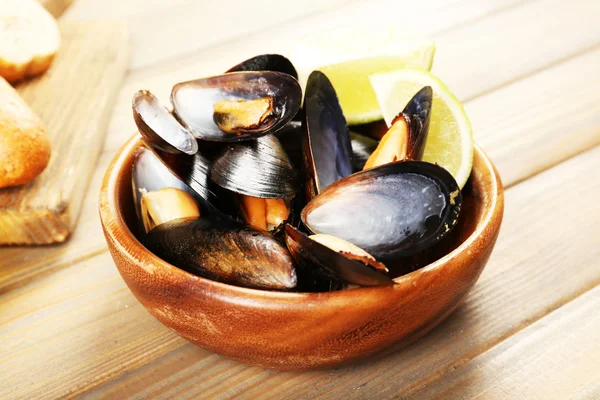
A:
0 77 51 188
0 0 60 83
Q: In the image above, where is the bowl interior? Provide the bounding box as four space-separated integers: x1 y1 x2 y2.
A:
108 137 495 288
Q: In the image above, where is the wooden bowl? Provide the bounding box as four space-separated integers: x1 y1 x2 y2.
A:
100 135 504 371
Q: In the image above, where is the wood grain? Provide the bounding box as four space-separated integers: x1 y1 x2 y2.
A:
408 285 600 400
0 252 186 400
38 0 74 18
0 22 128 244
64 0 362 70
470 46 600 186
2 145 593 399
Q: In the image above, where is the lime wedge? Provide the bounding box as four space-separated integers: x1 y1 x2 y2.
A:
370 69 473 188
290 28 435 124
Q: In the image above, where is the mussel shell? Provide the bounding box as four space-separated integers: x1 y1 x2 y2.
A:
227 54 298 80
349 131 379 172
132 90 198 155
210 135 298 198
303 71 353 200
149 147 236 217
402 86 432 161
145 217 297 290
131 147 203 223
285 225 393 287
302 161 462 261
171 71 302 142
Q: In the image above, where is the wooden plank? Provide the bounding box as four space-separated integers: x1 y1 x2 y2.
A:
0 152 111 293
408 286 600 399
0 22 128 244
63 0 365 70
38 0 74 18
433 0 600 100
0 252 186 400
469 46 600 186
3 144 596 398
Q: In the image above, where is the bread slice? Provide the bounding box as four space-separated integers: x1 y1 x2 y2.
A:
0 0 60 83
0 77 51 188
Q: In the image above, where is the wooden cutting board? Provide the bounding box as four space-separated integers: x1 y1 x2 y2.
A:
0 21 129 244
39 0 74 18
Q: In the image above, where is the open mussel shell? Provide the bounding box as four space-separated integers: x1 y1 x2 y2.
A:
132 147 204 222
302 161 462 262
210 135 298 198
285 225 393 287
148 147 236 217
171 71 302 142
302 71 353 200
349 131 379 171
145 217 297 290
227 54 298 80
132 90 198 155
401 86 432 161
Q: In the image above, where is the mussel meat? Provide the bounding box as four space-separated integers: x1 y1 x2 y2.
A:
132 147 204 223
301 161 462 262
132 90 198 155
302 71 353 200
140 187 200 233
285 225 393 286
227 54 298 80
171 71 302 142
145 217 297 290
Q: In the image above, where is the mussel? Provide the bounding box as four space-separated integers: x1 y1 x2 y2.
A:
349 131 379 172
132 90 198 155
227 54 298 80
301 161 462 262
145 217 297 290
302 71 353 200
363 86 432 169
148 147 236 217
171 71 302 142
132 147 204 224
285 225 393 287
210 134 298 198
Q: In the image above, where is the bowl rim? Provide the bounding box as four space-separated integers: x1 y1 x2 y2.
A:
100 134 503 300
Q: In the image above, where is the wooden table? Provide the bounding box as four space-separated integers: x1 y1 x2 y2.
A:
1 0 599 398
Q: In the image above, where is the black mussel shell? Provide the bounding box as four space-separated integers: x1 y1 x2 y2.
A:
302 71 353 201
275 120 303 170
302 161 462 262
349 131 379 171
285 225 393 287
145 217 297 290
210 135 298 198
227 54 298 80
401 86 432 161
132 90 198 155
171 71 302 142
350 119 388 141
132 147 203 226
149 147 236 217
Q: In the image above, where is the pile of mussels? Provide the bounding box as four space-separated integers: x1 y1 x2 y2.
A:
131 54 463 292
